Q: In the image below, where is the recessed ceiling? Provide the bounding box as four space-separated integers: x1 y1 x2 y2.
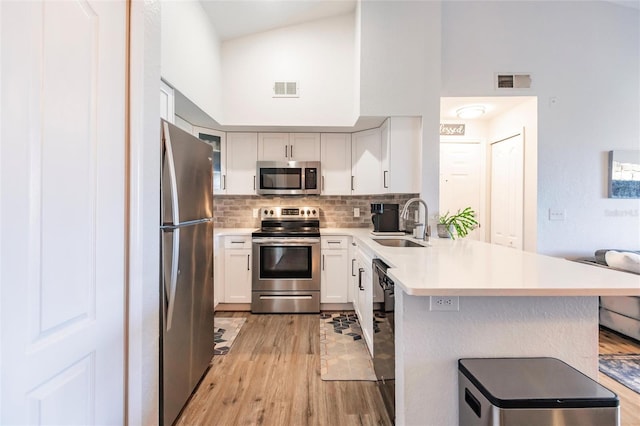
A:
440 96 535 121
200 0 357 41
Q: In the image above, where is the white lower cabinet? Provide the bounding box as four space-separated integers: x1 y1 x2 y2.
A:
223 236 252 303
354 246 374 357
320 237 350 303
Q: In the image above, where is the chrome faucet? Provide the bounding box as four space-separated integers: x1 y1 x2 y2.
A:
400 198 429 241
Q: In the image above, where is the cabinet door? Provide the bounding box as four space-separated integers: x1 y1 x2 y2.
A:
258 133 289 161
290 133 320 161
224 249 252 303
320 133 351 195
194 126 226 194
385 116 421 193
351 127 382 195
226 133 257 195
321 250 349 303
160 79 175 123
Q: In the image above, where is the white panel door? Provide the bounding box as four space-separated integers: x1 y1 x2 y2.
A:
226 132 257 194
490 133 524 249
290 133 320 161
440 142 483 241
320 133 351 195
1 1 126 425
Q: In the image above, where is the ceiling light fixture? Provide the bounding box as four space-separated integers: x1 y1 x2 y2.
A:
456 105 486 119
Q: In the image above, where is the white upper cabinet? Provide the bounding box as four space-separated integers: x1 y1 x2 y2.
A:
193 126 226 194
258 132 320 161
381 117 422 194
226 133 258 195
290 133 321 161
257 133 289 161
351 127 382 195
320 133 351 195
160 80 175 124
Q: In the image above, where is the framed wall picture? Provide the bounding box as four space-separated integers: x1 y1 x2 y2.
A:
609 150 640 199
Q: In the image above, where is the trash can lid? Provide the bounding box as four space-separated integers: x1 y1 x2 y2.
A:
459 357 619 409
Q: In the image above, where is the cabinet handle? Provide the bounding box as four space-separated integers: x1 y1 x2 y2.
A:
358 268 365 290
285 145 288 158
383 170 389 188
223 174 226 190
247 254 250 271
351 259 356 276
321 175 325 191
253 175 256 190
322 254 325 271
231 241 244 245
351 176 355 191
327 240 341 245
290 145 294 159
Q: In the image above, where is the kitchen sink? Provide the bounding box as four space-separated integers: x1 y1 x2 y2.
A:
372 238 426 248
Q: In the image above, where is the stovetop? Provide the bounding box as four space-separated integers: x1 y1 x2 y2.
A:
253 206 320 238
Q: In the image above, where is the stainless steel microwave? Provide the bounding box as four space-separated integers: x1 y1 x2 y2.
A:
256 161 321 195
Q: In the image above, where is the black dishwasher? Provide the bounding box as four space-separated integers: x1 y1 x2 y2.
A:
372 258 395 424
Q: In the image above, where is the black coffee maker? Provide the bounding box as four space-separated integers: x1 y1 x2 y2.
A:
371 203 400 232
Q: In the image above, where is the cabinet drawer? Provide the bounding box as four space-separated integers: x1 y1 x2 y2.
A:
321 236 349 250
224 236 252 249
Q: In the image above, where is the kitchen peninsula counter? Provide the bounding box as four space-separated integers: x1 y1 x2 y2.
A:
321 228 638 426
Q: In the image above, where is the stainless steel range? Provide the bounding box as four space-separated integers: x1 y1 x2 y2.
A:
251 206 320 313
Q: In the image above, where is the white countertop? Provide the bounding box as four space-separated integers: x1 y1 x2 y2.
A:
213 227 639 296
323 228 640 297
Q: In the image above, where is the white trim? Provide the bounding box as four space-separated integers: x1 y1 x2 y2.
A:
128 1 161 424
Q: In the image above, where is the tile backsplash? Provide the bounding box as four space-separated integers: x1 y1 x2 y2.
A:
213 193 420 229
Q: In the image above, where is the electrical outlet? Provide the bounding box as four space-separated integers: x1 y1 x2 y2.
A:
354 208 360 217
253 208 259 218
430 296 459 311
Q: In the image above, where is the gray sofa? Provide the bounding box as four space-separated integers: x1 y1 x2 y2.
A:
576 250 640 342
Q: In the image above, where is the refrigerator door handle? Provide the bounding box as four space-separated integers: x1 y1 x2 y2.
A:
163 121 181 225
165 228 180 331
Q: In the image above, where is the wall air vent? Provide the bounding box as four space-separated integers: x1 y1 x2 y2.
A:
496 73 532 89
273 81 299 98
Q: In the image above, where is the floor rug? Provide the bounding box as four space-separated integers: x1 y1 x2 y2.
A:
599 354 640 394
320 312 376 381
214 317 246 355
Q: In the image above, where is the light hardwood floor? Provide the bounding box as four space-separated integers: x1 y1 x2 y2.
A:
177 312 391 426
598 327 640 426
177 315 640 426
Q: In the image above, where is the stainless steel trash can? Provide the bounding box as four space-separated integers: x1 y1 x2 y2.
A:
458 357 619 426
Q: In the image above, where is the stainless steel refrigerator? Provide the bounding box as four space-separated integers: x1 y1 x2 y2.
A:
160 120 215 425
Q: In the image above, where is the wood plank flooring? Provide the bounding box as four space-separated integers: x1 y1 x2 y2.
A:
177 315 640 426
176 312 391 426
598 327 640 426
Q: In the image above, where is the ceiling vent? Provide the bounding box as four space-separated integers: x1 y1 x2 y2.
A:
273 81 299 98
496 73 532 89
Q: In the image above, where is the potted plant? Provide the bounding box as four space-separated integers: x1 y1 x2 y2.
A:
437 207 479 239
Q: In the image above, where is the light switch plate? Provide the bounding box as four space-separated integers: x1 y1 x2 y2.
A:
354 208 360 217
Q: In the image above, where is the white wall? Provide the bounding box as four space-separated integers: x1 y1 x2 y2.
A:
221 14 356 127
488 98 538 252
161 0 223 123
441 1 640 257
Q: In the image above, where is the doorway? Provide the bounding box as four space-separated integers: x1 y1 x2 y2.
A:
439 96 537 250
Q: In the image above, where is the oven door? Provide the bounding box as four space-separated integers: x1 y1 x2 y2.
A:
252 238 320 291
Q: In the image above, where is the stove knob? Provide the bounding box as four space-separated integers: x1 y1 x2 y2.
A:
306 210 311 215
312 210 316 215
269 210 274 215
263 209 268 215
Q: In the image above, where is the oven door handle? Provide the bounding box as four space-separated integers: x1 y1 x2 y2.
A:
252 238 320 245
